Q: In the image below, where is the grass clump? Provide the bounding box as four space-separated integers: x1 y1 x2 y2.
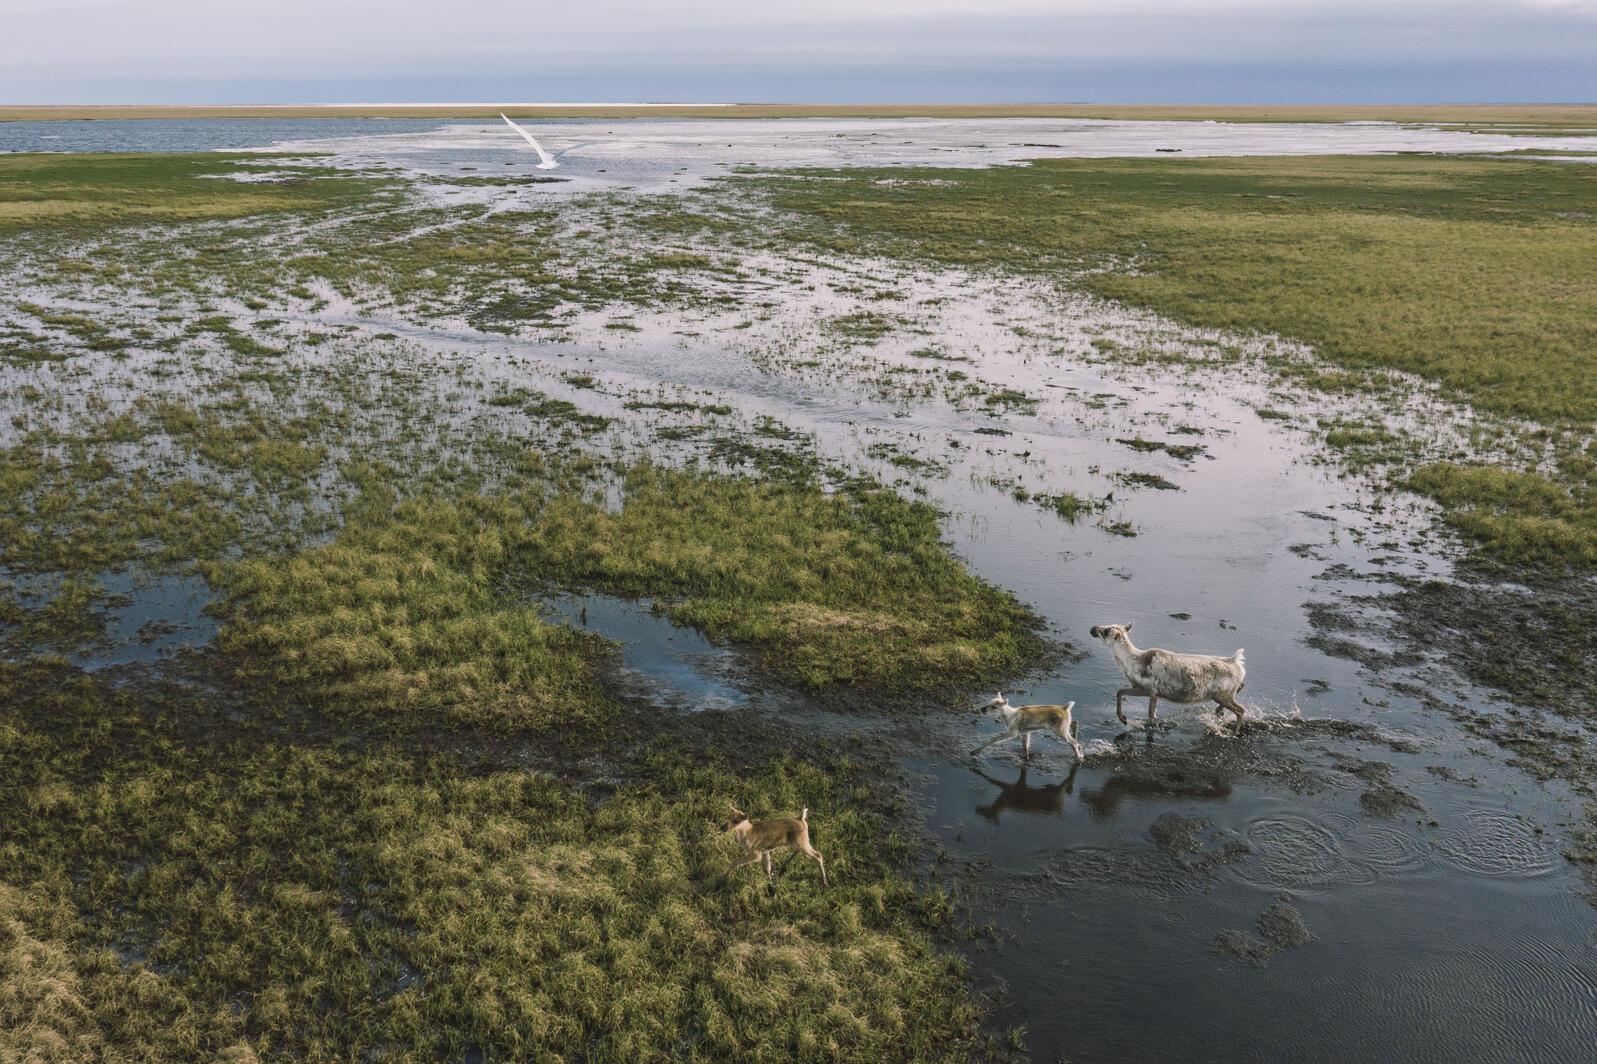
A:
214 493 615 733
829 311 896 342
0 662 984 1063
1116 437 1206 462
1114 471 1181 492
512 466 1043 694
214 466 1044 732
0 153 392 232
1406 462 1597 568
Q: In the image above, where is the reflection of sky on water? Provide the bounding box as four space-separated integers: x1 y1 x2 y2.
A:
255 116 1597 192
0 117 481 154
6 115 1594 196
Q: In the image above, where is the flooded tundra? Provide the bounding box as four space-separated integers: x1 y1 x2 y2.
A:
2 119 1595 1062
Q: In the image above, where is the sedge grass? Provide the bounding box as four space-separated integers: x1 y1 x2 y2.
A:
762 154 1597 570
214 466 1044 733
0 154 394 233
0 661 985 1064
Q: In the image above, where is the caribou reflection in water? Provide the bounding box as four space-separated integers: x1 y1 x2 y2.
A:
972 763 1080 821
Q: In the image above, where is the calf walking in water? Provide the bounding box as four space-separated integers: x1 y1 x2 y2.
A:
971 693 1085 762
1089 623 1248 732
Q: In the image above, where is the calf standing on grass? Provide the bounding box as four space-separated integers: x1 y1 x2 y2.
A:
718 805 828 888
1089 622 1248 731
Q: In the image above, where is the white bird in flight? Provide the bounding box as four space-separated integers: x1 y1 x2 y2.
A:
501 113 558 169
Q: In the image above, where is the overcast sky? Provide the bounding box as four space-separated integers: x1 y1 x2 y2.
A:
3 0 1594 105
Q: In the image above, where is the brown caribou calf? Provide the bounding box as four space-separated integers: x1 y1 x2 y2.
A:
718 804 828 887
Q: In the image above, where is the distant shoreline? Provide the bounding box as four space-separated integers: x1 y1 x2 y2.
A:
3 103 1596 126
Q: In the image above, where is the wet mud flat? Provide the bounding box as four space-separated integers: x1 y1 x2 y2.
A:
5 128 1597 1061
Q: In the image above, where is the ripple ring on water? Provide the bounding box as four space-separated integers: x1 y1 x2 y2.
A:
1434 810 1561 878
1232 814 1377 892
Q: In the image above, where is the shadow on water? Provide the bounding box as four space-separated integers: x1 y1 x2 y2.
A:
1076 753 1234 818
972 762 1080 822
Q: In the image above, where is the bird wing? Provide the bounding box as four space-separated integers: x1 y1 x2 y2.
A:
500 113 558 169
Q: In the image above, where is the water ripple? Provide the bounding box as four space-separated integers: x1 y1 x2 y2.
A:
1434 809 1562 878
1232 814 1377 892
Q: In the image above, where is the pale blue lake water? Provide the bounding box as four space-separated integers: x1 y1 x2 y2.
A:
0 117 477 153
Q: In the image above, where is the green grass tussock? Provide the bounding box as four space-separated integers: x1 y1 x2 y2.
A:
0 153 393 232
0 663 982 1063
770 155 1597 423
1406 462 1597 568
215 467 1044 731
215 494 615 733
514 467 1043 692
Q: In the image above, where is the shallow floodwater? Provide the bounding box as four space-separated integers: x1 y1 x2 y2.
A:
7 114 1595 190
9 118 1597 1062
0 117 483 154
266 116 1597 195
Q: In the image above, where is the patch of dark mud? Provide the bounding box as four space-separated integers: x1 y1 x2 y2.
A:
1359 781 1425 818
1149 812 1208 855
1285 716 1433 759
1214 898 1315 969
1147 812 1251 872
1258 899 1315 948
1389 576 1597 717
1464 713 1590 786
1329 757 1426 818
1426 764 1476 785
1302 633 1410 671
1310 574 1597 730
1212 929 1276 969
1301 601 1423 671
1568 807 1597 880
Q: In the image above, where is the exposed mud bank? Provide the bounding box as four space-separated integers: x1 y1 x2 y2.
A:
1307 568 1597 793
